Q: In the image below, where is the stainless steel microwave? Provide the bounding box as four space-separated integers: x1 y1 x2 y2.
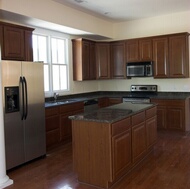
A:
126 61 153 77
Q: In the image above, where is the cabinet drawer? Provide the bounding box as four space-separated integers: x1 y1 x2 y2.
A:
60 102 84 114
146 106 157 119
112 117 131 136
132 111 145 125
45 107 59 116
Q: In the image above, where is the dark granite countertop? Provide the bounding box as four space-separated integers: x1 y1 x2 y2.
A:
45 91 190 108
69 102 156 123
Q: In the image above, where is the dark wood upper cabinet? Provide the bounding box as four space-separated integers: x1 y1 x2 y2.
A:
0 22 34 61
24 30 34 61
96 42 110 79
126 39 139 62
72 38 96 81
110 41 126 79
153 37 169 78
139 38 152 61
153 33 189 78
126 38 152 62
169 33 189 78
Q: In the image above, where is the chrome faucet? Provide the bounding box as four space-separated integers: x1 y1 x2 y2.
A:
53 92 59 102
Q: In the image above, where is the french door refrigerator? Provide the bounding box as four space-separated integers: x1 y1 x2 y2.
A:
1 60 46 170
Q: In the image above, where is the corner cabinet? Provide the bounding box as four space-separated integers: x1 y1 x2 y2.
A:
126 38 152 62
151 98 190 131
110 41 126 79
0 22 34 61
96 42 111 79
153 33 189 78
72 38 96 81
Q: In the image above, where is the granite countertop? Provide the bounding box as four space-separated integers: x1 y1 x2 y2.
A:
69 102 155 123
45 91 190 108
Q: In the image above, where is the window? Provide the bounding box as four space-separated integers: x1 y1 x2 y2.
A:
32 34 69 94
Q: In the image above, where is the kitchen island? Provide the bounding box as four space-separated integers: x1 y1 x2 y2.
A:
70 102 157 189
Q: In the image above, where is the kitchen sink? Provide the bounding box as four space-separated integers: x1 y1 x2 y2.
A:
45 99 78 106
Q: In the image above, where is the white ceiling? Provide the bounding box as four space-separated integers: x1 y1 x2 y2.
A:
53 0 190 22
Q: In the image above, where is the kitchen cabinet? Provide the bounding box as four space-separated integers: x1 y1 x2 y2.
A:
169 33 189 78
0 22 34 61
112 118 131 180
96 42 111 79
72 38 96 81
151 98 190 131
131 111 146 164
110 41 126 78
45 102 84 150
98 97 109 108
153 37 169 78
71 105 157 188
153 33 189 78
98 97 122 108
108 97 122 106
45 106 60 149
126 38 152 62
60 102 84 142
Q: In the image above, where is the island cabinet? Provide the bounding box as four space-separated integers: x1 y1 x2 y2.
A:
151 98 190 131
72 38 96 81
153 33 189 78
96 42 111 79
45 101 84 150
110 41 126 78
0 21 34 61
71 105 157 188
126 38 152 62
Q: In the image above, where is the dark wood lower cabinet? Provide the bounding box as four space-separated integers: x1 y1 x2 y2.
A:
45 102 84 150
151 98 190 131
72 105 157 188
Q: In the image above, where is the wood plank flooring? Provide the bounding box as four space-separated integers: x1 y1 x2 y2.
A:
6 130 190 189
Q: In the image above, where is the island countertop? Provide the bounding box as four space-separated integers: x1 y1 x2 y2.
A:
69 102 156 123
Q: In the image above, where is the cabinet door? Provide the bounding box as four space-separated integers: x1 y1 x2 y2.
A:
3 26 25 60
153 37 169 78
89 42 96 79
132 122 146 163
82 41 90 80
167 106 184 130
169 34 189 78
110 42 126 78
24 30 33 61
60 109 83 142
146 116 157 149
139 38 152 61
126 39 139 62
45 107 60 149
112 130 131 179
96 43 110 79
157 106 167 129
0 25 3 52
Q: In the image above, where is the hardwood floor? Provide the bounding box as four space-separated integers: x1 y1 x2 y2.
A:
6 130 190 189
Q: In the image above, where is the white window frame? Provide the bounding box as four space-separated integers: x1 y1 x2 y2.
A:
32 33 70 97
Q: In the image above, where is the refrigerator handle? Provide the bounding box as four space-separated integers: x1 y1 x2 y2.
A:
23 77 28 120
19 77 25 120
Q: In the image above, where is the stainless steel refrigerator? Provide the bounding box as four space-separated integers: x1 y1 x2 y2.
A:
1 60 46 170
